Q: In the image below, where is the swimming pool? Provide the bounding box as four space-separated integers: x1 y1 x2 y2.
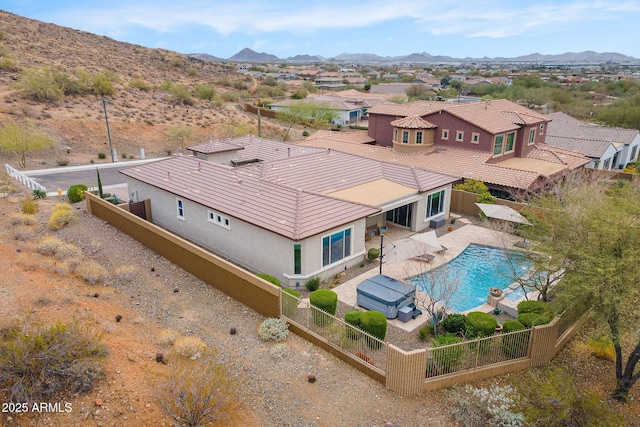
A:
407 243 531 313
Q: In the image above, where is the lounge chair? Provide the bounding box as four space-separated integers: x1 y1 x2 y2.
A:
412 253 435 262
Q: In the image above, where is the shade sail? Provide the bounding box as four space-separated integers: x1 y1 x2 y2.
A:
475 203 532 225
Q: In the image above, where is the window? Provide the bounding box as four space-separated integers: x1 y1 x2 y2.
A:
294 244 301 275
402 131 409 144
176 198 184 219
505 132 515 153
416 131 423 144
471 133 480 144
442 129 449 140
455 131 464 142
426 189 445 219
603 158 611 169
207 210 231 230
539 123 544 135
528 128 536 145
322 228 351 267
393 129 398 142
493 135 504 155
631 146 638 161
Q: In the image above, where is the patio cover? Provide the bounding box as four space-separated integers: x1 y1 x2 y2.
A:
475 203 532 225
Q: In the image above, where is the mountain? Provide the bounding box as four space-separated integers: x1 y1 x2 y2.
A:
189 53 224 62
228 48 279 62
286 54 324 62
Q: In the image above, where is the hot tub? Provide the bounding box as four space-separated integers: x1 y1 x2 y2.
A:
356 274 416 319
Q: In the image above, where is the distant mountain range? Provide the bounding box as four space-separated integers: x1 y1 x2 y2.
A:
190 48 640 65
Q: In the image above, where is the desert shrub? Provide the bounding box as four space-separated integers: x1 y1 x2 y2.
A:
91 73 116 96
98 152 106 159
432 333 464 374
367 247 380 260
129 77 152 91
0 320 106 403
38 206 58 230
518 312 551 327
517 300 547 315
270 343 289 359
501 320 528 357
256 273 280 287
195 84 217 100
258 318 289 342
442 313 466 335
13 226 33 241
21 198 39 214
465 312 497 339
302 130 309 137
220 92 238 102
67 184 88 203
37 236 64 256
587 336 615 361
344 311 363 340
359 311 387 349
281 288 300 316
309 289 337 325
32 189 47 199
305 276 321 292
54 242 83 260
419 324 434 341
75 261 108 285
157 329 179 347
448 384 524 427
155 353 234 426
16 67 65 102
10 213 36 226
113 265 138 282
174 336 208 359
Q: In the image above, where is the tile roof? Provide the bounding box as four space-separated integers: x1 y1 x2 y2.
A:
303 130 589 191
187 136 326 160
390 115 437 129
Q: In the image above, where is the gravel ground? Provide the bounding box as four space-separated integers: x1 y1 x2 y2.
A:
55 203 454 427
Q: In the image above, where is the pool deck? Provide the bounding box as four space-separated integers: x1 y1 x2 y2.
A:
334 223 524 332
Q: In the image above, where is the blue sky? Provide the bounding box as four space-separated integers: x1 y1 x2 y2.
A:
4 1 640 59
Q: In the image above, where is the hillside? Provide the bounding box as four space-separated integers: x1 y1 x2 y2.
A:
0 10 285 169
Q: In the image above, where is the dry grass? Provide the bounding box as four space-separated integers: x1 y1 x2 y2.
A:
20 198 39 214
10 212 36 226
74 261 108 285
174 336 208 359
48 204 75 230
157 329 178 348
37 236 66 256
113 264 138 282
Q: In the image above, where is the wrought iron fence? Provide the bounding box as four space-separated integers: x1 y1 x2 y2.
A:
425 329 531 378
282 291 387 372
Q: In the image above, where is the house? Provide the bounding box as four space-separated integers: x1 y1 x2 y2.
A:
120 137 458 287
302 99 590 197
546 112 640 170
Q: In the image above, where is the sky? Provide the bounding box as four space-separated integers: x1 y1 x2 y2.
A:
4 1 640 60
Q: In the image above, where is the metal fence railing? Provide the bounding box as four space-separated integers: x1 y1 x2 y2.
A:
425 329 532 378
282 291 387 373
5 164 46 192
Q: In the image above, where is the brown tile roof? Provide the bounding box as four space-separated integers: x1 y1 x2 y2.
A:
390 115 437 129
120 156 379 241
187 135 326 161
367 100 449 116
303 130 589 190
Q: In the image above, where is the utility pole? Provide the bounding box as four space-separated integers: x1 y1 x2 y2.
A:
102 98 115 162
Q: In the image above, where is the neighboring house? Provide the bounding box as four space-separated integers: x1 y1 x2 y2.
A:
120 137 458 287
314 77 345 91
303 99 590 197
546 112 640 170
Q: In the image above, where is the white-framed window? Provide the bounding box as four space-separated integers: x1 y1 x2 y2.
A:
426 189 445 219
207 210 231 230
455 131 464 142
493 135 504 156
505 131 516 153
393 129 398 142
442 129 449 140
402 131 409 144
471 132 480 144
176 198 185 220
416 131 423 144
528 128 536 145
603 158 611 170
322 228 352 267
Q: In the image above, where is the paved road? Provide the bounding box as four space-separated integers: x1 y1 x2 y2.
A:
22 159 163 198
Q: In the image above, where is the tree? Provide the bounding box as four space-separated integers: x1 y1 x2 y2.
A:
521 175 640 401
0 122 54 168
168 126 193 150
275 101 338 142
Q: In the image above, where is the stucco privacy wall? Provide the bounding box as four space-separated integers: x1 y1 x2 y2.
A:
126 179 369 286
85 192 281 318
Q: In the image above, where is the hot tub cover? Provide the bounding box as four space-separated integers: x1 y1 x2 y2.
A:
356 274 416 318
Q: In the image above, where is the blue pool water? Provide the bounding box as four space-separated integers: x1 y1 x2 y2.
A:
407 244 531 313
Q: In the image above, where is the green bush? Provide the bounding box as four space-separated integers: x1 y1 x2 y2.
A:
98 152 106 159
367 248 380 260
305 276 321 292
359 311 387 349
256 273 280 287
309 289 337 326
518 312 551 327
66 184 88 203
32 189 47 199
344 311 362 340
502 319 526 333
281 288 300 316
129 77 152 91
441 313 466 335
465 311 497 339
419 324 434 341
431 333 464 374
517 300 548 315
0 320 107 403
501 320 528 357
